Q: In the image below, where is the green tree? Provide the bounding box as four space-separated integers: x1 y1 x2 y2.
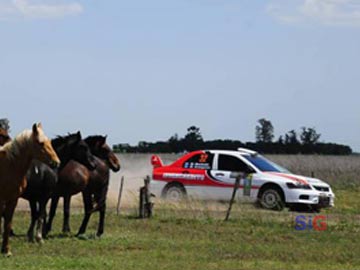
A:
138 141 149 152
184 126 203 151
285 130 299 144
300 127 321 145
185 126 203 141
168 133 181 153
255 118 274 143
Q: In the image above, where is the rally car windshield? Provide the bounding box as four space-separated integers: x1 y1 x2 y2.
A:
244 155 290 173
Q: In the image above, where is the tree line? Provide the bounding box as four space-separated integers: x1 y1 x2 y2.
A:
113 119 352 155
1 118 351 155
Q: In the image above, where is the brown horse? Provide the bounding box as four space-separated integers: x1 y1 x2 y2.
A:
0 123 60 256
76 136 120 237
45 135 120 238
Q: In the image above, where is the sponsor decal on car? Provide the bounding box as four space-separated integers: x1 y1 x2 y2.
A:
266 172 309 185
163 173 205 181
184 162 211 170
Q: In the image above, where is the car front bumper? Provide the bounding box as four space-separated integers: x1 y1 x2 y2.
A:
285 188 335 208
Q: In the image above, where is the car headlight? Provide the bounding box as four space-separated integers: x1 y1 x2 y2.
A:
286 182 311 190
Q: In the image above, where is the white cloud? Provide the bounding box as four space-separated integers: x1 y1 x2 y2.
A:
0 0 83 20
267 0 360 27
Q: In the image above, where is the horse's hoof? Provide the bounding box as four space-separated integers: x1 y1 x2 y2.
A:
3 251 12 257
76 234 89 240
61 232 71 237
27 237 35 243
35 237 44 245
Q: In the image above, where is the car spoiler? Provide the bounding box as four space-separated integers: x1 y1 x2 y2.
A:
151 155 163 168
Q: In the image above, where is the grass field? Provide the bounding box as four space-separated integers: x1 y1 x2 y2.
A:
0 155 359 269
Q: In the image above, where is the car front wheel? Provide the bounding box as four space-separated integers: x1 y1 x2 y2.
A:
259 187 284 211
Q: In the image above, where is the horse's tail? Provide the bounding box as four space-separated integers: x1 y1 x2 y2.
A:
151 155 163 168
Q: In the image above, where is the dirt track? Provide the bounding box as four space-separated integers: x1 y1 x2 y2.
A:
17 153 180 210
106 153 179 207
16 153 360 210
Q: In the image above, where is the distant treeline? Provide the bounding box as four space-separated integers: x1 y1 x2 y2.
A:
113 120 352 155
113 140 352 155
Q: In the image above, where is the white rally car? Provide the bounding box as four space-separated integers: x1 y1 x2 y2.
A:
150 148 335 211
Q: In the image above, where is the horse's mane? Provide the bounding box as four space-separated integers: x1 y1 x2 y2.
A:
0 129 32 160
51 133 80 148
84 135 106 147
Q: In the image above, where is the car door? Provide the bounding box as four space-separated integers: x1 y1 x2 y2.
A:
211 153 256 200
180 152 215 198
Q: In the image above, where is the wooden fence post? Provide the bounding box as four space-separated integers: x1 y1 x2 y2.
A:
117 176 125 216
225 172 244 221
139 175 154 218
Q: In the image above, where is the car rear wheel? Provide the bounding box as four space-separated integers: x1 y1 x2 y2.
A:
259 187 284 211
163 183 186 201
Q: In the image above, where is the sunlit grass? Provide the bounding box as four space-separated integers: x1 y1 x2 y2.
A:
1 154 359 269
1 186 359 270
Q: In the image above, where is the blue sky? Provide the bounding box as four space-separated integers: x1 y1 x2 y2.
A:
0 0 359 151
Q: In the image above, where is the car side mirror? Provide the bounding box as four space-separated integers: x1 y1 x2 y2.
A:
245 167 255 174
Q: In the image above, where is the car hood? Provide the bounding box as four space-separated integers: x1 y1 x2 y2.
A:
259 172 330 187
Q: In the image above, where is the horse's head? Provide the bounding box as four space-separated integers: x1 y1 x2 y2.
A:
85 135 121 172
0 128 11 146
52 131 96 170
31 123 60 169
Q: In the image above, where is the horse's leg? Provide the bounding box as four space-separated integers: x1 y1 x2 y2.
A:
0 214 3 235
1 200 17 256
35 199 47 243
27 200 38 242
62 195 71 233
45 195 59 237
0 204 3 246
97 202 106 237
97 186 108 237
76 190 93 237
42 199 49 238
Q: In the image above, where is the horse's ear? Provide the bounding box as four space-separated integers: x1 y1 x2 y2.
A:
76 131 82 141
37 123 43 130
101 136 107 145
32 123 39 136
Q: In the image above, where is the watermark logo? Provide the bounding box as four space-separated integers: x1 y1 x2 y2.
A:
295 215 327 231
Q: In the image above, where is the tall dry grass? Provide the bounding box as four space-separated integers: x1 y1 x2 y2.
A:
103 153 360 210
267 155 360 188
113 153 360 189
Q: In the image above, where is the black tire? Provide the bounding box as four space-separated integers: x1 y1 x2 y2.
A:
258 186 284 211
162 183 186 201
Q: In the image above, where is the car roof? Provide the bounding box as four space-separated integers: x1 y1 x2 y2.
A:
159 148 258 168
206 149 256 157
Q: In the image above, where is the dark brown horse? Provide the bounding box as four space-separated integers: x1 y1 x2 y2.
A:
0 128 11 236
22 132 96 243
0 123 60 256
0 128 10 146
45 135 120 238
